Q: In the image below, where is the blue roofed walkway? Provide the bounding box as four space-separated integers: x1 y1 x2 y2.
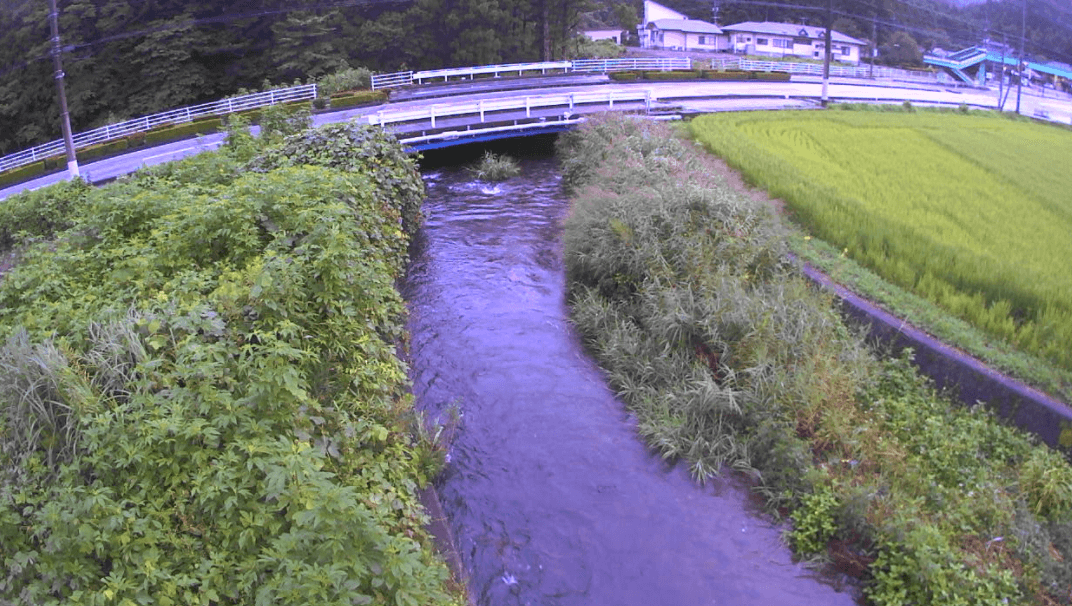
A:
926 46 1072 87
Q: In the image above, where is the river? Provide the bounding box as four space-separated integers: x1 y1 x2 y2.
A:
403 145 859 606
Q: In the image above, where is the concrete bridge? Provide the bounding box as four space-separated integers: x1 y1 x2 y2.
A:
3 71 1071 199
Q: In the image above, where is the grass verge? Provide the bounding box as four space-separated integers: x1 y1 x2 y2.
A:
559 113 1072 604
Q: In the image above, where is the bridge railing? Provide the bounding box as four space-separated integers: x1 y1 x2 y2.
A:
570 57 691 72
366 89 656 128
711 57 944 82
372 58 692 89
0 83 317 174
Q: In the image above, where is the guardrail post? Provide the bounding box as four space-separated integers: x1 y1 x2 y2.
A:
144 116 150 130
227 98 233 114
569 94 574 110
645 89 651 112
31 148 36 161
430 105 436 128
270 89 276 105
525 97 531 117
185 108 191 123
608 91 614 108
479 100 485 122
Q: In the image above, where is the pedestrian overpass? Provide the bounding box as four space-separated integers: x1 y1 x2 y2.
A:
925 46 1072 89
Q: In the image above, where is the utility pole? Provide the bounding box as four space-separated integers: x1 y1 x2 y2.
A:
1015 0 1025 114
869 11 877 79
47 0 79 179
821 0 832 106
998 33 1006 110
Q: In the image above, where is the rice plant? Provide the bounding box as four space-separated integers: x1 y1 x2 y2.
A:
690 110 1072 373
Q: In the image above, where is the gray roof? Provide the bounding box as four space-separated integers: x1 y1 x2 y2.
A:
722 21 865 46
648 19 723 35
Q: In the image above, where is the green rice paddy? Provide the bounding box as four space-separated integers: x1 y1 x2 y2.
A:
689 110 1072 374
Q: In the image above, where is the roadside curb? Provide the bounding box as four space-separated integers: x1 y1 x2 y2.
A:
800 263 1072 449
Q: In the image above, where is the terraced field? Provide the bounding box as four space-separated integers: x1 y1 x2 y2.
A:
690 109 1072 375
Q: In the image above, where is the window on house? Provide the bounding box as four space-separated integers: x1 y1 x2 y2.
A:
757 38 769 45
699 35 707 44
794 37 810 45
841 45 851 55
773 39 791 49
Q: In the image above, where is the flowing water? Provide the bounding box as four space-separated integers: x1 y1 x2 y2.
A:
404 150 859 606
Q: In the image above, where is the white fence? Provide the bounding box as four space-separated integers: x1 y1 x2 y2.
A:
0 83 317 174
365 89 657 128
709 58 946 83
372 58 692 89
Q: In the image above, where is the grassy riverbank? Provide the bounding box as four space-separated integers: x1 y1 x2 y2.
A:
559 114 1072 604
0 123 463 605
688 107 1072 404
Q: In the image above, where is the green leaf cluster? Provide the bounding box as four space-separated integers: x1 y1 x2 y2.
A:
0 134 461 605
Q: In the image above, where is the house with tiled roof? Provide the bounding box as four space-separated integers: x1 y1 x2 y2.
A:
722 22 866 64
644 19 729 51
638 0 729 51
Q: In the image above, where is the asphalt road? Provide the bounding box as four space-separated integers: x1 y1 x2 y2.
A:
3 77 1070 200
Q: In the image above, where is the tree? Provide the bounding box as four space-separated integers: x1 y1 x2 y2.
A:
881 30 923 66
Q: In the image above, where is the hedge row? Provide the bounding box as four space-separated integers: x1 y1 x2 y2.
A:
0 161 45 189
608 69 791 82
324 89 389 110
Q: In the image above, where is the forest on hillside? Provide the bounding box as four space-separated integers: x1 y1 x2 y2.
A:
1 0 1071 156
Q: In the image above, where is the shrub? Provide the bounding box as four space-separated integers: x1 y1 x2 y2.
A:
143 118 222 145
248 121 424 235
701 70 753 81
0 158 461 605
0 176 90 251
317 66 373 97
641 70 700 81
77 138 129 162
258 102 312 144
469 151 520 181
326 90 389 110
753 71 791 81
609 71 640 82
0 161 46 189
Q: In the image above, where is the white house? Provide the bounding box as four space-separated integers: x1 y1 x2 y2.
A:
644 19 728 51
721 22 866 64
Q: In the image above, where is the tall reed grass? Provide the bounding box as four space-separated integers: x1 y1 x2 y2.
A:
559 113 1072 604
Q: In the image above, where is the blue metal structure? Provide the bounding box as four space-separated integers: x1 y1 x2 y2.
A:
925 46 1072 88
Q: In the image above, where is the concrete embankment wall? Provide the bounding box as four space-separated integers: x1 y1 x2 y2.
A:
801 264 1072 450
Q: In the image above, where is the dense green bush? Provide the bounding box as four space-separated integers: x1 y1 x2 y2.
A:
78 138 130 162
143 118 223 145
0 132 462 604
0 161 45 189
248 121 424 235
0 177 91 252
608 71 639 82
327 90 389 109
641 69 700 81
318 67 374 97
558 113 1072 604
258 103 313 145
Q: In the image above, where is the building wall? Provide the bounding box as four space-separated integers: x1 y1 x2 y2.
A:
644 0 687 23
731 31 860 64
651 29 727 51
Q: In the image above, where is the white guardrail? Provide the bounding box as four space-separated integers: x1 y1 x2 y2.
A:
0 83 317 174
371 58 692 89
711 58 947 83
365 89 657 128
